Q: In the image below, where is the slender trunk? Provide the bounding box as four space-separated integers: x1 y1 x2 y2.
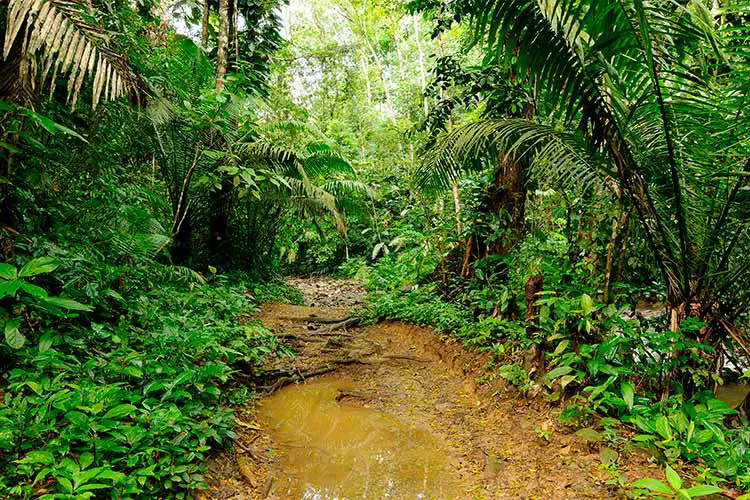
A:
215 0 229 89
362 38 393 120
662 300 688 400
446 113 462 237
413 15 429 118
615 213 629 282
231 0 239 67
603 200 623 304
360 49 372 106
201 0 210 50
396 43 404 79
452 182 462 235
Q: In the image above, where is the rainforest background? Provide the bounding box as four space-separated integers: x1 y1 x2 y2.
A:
0 0 749 497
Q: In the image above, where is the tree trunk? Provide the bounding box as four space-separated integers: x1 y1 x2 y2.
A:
413 15 429 118
215 0 229 89
602 200 624 303
452 181 462 235
615 213 629 282
171 215 193 265
360 49 372 106
230 0 238 67
201 0 210 49
662 298 689 400
487 153 526 256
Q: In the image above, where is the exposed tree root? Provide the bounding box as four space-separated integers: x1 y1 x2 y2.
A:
265 359 366 393
324 317 360 331
275 315 351 324
383 354 430 363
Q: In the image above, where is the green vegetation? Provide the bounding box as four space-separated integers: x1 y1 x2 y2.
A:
1 0 748 497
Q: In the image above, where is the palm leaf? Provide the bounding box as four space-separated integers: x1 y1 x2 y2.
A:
417 118 604 194
3 0 132 107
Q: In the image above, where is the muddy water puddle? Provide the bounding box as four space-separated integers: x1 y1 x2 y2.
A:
259 376 464 500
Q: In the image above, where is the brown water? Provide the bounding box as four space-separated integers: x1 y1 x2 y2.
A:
715 384 750 408
258 376 464 500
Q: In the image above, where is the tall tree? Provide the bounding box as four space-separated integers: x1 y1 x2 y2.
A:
202 0 211 49
424 0 750 388
215 0 230 88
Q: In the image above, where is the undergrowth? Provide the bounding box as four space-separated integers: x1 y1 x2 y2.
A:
0 255 297 498
354 250 750 493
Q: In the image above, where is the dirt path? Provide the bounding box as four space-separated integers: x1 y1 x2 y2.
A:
203 278 656 499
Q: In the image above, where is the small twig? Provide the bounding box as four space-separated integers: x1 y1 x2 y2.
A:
262 476 275 498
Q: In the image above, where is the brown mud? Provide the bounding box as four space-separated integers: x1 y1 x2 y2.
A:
202 278 658 500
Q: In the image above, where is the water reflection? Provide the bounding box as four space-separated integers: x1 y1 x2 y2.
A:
259 377 462 499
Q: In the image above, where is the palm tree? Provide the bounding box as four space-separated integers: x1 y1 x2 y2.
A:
419 0 750 384
229 139 374 272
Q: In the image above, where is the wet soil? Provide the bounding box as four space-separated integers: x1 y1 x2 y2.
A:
202 278 658 500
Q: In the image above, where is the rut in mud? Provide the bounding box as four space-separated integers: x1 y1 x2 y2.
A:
203 278 656 500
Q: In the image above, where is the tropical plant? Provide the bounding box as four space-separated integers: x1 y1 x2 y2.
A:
228 136 374 271
2 0 133 106
417 0 750 384
631 465 724 499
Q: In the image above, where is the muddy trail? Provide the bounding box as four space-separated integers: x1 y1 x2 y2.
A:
203 278 656 499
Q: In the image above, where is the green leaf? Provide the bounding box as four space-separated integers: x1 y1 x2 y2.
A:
580 293 593 315
42 296 94 312
0 141 21 154
575 428 601 442
38 332 54 353
631 478 673 494
655 415 673 440
102 404 136 420
57 476 74 493
665 465 682 491
685 485 724 497
20 450 56 464
78 452 94 470
19 257 59 277
621 381 634 411
25 381 43 395
78 483 111 492
546 365 573 380
0 279 22 299
559 374 577 389
551 339 570 356
5 318 25 349
20 283 49 298
0 263 17 280
599 447 618 465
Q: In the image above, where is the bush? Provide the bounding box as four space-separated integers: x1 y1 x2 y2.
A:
0 258 282 498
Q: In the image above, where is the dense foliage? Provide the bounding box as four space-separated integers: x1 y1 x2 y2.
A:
1 0 748 497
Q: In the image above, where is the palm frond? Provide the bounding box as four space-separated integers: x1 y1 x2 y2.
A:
417 118 603 194
3 0 132 107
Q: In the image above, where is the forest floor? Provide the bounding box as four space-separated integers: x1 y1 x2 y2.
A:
201 278 658 500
